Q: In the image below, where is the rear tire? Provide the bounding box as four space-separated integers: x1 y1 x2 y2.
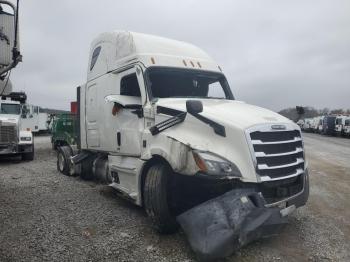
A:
144 164 178 234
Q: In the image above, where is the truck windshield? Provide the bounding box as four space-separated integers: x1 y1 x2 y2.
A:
0 103 21 115
146 67 234 100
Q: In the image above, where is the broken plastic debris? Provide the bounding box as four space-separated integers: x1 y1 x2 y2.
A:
177 189 288 261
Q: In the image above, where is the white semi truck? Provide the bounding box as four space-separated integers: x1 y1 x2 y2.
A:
344 117 350 137
335 115 348 136
0 2 33 160
0 97 34 160
57 31 309 235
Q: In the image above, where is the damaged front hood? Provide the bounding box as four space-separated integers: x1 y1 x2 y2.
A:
155 98 291 130
153 98 296 182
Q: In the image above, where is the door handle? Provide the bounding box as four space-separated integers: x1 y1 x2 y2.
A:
117 132 121 146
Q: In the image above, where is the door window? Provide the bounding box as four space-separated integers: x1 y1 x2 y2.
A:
120 73 141 97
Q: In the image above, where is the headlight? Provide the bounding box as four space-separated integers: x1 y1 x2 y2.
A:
192 151 241 178
20 137 31 141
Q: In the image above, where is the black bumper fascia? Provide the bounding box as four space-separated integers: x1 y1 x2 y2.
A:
0 143 33 155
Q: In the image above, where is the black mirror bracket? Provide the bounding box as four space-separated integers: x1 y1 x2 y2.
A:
186 100 226 137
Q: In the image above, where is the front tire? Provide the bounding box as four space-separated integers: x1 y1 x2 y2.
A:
22 145 34 161
57 146 73 176
144 164 178 234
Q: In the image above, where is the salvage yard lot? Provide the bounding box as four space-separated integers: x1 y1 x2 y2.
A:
0 134 349 262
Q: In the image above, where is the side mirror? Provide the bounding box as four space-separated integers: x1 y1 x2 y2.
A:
105 94 142 109
0 1 21 76
186 100 203 115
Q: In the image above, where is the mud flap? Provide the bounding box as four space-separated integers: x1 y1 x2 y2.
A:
176 189 288 261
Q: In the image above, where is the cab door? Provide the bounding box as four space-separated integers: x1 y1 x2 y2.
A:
112 66 145 156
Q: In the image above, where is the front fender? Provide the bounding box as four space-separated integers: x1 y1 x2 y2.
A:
142 133 198 175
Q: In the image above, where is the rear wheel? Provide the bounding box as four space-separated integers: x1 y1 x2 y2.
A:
144 164 178 234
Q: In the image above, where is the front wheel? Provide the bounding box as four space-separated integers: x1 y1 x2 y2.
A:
143 164 178 234
57 146 73 176
22 147 34 161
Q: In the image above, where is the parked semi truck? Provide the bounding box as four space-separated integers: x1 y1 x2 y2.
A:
317 116 325 133
344 117 350 137
322 115 336 136
56 31 309 235
51 113 78 150
0 95 34 160
335 115 348 136
301 118 312 132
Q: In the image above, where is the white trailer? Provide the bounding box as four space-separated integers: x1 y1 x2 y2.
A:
56 31 309 236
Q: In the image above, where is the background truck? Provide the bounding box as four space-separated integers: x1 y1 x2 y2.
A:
301 118 312 132
322 115 336 136
343 117 350 137
0 93 34 160
335 115 348 136
56 31 309 235
51 113 78 150
21 104 50 133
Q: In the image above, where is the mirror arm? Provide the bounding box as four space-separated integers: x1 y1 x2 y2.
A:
190 112 226 137
0 0 21 78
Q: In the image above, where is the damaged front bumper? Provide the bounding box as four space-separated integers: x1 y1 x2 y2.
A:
176 171 309 261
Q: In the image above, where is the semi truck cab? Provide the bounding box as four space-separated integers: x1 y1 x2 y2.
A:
335 115 347 136
0 99 34 160
57 31 309 233
344 117 350 137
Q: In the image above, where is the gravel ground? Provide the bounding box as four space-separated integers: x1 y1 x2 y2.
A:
0 134 349 262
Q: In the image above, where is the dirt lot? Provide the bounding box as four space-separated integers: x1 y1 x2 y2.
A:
0 133 349 262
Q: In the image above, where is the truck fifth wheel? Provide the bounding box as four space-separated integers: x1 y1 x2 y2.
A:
56 31 309 234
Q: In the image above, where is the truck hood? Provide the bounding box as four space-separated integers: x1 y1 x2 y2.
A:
155 98 291 129
0 114 20 124
153 98 298 182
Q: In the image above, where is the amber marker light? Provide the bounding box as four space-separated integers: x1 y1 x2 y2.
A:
193 151 208 172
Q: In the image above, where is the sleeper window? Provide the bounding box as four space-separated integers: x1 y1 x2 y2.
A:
120 73 141 97
90 46 101 71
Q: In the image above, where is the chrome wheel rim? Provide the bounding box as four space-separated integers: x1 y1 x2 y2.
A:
58 153 65 171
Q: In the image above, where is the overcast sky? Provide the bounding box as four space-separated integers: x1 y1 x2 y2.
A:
8 0 350 111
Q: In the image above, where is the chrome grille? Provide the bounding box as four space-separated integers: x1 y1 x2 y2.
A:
0 123 17 143
246 124 305 181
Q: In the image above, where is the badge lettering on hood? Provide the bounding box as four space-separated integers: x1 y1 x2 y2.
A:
271 124 286 130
